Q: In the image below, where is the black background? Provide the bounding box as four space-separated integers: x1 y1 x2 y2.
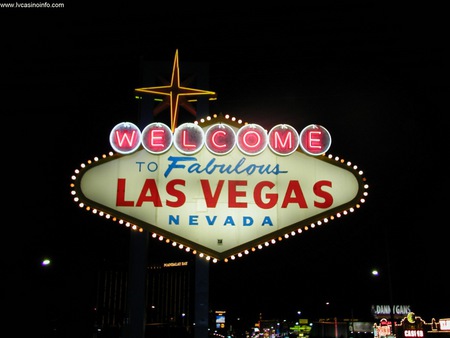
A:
2 2 448 336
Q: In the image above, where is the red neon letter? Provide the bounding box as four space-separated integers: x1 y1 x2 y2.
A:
228 180 247 208
182 130 196 148
116 178 134 206
313 180 333 208
273 131 292 149
211 130 227 148
166 179 186 207
268 124 299 155
254 181 278 209
115 130 137 147
136 179 162 207
237 124 267 155
281 180 308 208
150 129 165 148
308 130 322 149
201 180 225 208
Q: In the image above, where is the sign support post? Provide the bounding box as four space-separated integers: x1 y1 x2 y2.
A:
127 52 214 338
195 256 210 338
127 229 148 338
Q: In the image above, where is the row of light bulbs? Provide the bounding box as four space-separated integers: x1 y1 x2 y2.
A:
70 114 369 263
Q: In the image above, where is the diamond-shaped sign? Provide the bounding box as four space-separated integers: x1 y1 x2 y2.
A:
71 115 368 262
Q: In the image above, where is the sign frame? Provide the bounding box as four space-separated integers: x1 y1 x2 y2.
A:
71 114 368 262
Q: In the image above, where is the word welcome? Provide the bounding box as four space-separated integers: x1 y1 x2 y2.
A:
110 121 331 156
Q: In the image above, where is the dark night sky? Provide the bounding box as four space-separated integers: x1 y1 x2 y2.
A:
2 2 449 335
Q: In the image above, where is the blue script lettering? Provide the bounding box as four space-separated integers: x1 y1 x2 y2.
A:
164 156 287 178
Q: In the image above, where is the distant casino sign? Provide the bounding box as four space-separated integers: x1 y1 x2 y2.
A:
372 305 412 319
71 114 368 261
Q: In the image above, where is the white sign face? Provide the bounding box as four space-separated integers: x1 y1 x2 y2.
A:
72 117 367 261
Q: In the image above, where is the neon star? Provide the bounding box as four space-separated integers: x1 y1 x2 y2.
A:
135 49 217 132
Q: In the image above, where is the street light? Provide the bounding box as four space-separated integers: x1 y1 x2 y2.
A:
41 258 51 266
371 268 395 335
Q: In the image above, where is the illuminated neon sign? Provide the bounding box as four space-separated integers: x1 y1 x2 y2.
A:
71 114 368 262
110 121 331 157
440 319 450 331
70 50 368 262
397 313 427 338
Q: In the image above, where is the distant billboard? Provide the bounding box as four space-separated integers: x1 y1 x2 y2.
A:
372 305 412 319
215 310 226 329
